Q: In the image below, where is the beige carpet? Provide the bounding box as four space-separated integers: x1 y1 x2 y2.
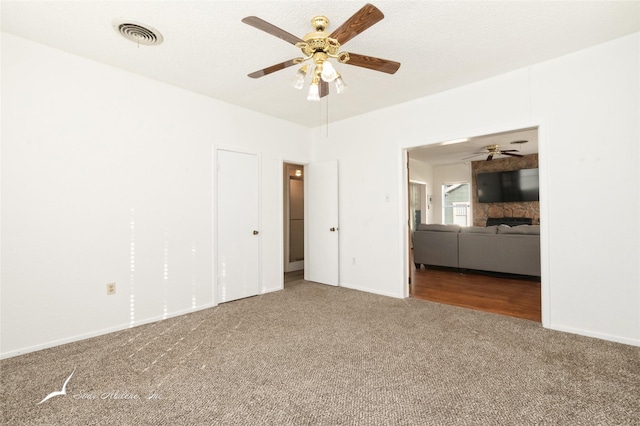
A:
2 278 639 425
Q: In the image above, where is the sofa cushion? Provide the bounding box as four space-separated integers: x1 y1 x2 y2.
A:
486 217 533 227
460 226 499 234
416 224 461 232
497 225 540 235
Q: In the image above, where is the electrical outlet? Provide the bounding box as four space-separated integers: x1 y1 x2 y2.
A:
107 282 116 295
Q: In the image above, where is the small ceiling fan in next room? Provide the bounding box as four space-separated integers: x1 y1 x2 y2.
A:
463 143 527 161
242 3 401 100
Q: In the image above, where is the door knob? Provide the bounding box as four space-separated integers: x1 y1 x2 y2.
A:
329 227 336 232
253 230 259 235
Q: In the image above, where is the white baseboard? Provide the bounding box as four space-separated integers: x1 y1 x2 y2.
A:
340 282 404 299
0 302 218 360
261 286 284 295
547 323 640 347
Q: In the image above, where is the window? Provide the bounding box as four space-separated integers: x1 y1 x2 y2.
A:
442 183 470 226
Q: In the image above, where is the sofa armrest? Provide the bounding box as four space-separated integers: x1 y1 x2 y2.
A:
413 230 459 268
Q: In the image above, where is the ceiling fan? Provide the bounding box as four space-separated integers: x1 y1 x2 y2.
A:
242 3 401 101
464 144 525 161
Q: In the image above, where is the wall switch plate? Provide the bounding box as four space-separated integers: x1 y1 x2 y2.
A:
107 282 116 295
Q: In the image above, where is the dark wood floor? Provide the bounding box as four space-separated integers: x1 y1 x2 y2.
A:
285 267 540 322
410 267 541 322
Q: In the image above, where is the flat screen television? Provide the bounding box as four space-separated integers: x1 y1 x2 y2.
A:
476 168 539 203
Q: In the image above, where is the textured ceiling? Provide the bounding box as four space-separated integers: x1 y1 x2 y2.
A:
2 1 639 129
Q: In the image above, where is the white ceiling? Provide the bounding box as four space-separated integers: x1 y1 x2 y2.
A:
408 127 538 166
2 1 639 131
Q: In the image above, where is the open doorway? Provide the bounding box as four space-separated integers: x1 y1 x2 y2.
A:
284 163 304 285
406 127 542 322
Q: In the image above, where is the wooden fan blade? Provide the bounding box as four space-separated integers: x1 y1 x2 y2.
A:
500 149 520 153
486 154 494 161
319 80 329 98
329 3 384 45
242 16 304 45
502 152 524 158
344 53 400 74
248 59 298 78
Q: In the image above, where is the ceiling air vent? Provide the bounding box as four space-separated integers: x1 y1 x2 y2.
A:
112 19 163 46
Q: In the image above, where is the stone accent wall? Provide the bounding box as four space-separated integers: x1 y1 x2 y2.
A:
471 154 540 226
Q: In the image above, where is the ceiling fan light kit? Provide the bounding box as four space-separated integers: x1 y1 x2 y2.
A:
291 65 308 90
293 15 350 100
334 74 347 94
307 81 321 101
242 3 400 101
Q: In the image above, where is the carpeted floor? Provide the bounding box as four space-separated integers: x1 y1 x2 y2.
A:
2 278 639 425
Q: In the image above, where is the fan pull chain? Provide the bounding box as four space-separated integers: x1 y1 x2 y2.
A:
325 94 329 137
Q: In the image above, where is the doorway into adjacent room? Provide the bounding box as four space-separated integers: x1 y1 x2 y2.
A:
405 127 542 322
283 163 304 286
283 159 340 288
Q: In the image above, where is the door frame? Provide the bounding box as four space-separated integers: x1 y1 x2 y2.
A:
280 158 309 288
282 158 341 287
283 162 305 273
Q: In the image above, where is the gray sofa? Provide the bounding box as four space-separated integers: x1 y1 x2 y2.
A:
413 223 541 277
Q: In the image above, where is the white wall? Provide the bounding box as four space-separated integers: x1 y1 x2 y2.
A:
530 33 639 344
312 32 639 346
0 33 311 357
2 30 638 357
408 158 432 184
311 122 407 298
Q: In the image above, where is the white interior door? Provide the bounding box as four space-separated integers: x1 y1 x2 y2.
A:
305 160 339 286
217 150 260 303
